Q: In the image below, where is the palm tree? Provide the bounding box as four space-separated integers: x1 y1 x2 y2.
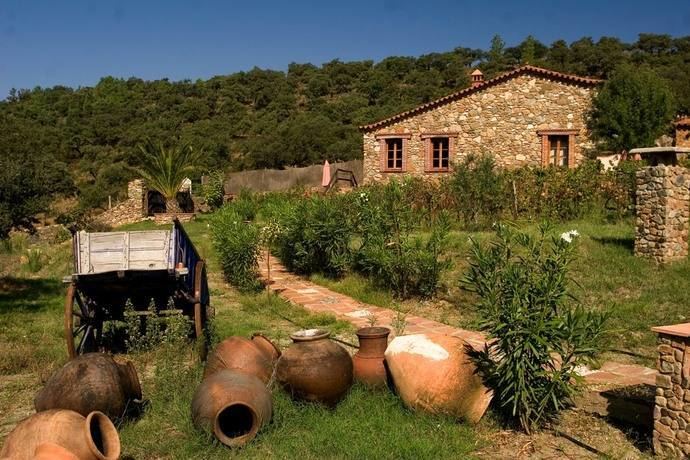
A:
135 140 201 214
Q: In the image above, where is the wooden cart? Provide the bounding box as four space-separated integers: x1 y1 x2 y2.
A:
64 220 210 358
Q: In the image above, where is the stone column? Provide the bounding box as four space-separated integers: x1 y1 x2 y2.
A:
127 179 147 217
652 324 690 457
634 166 690 264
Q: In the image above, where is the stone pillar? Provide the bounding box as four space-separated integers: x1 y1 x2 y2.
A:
127 179 147 217
634 166 690 264
652 324 690 457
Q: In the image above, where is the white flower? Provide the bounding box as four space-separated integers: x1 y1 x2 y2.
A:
560 229 580 243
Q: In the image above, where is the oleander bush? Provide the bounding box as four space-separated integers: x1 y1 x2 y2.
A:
275 195 354 277
354 181 451 298
211 206 262 292
463 223 608 433
201 170 225 211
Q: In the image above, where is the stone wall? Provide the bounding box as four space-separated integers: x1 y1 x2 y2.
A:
634 166 690 264
362 74 596 184
652 325 690 457
95 179 147 227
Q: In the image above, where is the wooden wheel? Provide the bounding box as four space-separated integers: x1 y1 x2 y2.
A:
64 283 100 359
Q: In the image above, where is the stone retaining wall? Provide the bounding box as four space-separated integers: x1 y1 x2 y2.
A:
634 166 690 264
95 179 147 228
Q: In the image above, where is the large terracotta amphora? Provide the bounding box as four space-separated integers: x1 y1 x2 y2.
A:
34 353 142 421
204 334 280 383
276 329 353 406
0 410 120 460
384 333 493 424
191 369 272 447
353 326 390 388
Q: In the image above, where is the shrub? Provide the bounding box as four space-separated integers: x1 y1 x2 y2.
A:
229 189 259 222
201 170 225 211
211 206 262 292
24 248 45 273
449 154 506 227
124 298 190 352
462 223 607 433
276 195 353 277
354 182 451 298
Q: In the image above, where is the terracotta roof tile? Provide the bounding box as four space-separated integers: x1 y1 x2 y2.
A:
359 65 603 132
675 117 690 127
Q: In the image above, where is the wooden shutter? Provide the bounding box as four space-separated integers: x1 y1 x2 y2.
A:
567 135 576 168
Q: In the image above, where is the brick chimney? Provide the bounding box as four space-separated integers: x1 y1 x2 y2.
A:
471 69 484 88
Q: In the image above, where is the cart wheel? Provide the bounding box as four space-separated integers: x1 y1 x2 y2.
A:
64 283 100 359
193 260 208 360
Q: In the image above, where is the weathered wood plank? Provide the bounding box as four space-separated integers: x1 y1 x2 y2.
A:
75 229 174 274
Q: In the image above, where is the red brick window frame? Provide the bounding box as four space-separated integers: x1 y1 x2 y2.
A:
538 129 579 168
422 132 458 173
376 133 411 173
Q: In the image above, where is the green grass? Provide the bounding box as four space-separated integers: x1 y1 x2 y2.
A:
309 273 394 309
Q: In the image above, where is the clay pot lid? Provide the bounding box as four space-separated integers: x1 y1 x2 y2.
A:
290 329 330 342
356 327 391 338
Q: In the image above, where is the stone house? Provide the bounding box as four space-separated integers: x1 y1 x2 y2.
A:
359 65 602 184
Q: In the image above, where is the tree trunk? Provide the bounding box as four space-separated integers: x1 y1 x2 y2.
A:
165 195 182 214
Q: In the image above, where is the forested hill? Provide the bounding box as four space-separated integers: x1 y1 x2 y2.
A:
2 33 689 208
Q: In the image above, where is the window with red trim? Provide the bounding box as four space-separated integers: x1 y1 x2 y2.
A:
430 137 450 171
385 138 404 171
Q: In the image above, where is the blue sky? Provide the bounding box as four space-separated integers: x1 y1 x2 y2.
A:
1 0 689 97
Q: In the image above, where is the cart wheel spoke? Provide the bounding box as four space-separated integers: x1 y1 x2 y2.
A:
72 323 87 337
74 292 90 319
77 325 94 354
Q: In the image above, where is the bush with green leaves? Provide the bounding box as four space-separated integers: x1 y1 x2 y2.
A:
201 170 225 211
211 206 262 292
449 154 506 227
229 189 259 222
124 298 190 352
275 194 353 278
354 181 451 298
462 223 607 433
24 248 46 273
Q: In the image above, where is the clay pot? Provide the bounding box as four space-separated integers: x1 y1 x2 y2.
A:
33 443 79 460
384 333 493 424
276 329 353 405
34 353 142 421
191 370 272 447
0 410 120 460
353 327 390 388
204 334 280 383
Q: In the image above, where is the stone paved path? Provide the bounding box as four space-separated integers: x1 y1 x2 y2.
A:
259 254 657 388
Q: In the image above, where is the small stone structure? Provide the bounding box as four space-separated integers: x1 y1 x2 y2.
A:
96 179 147 227
652 323 690 457
634 166 690 264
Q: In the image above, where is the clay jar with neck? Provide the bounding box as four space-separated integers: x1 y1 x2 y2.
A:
276 329 353 406
0 409 121 460
353 327 390 388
